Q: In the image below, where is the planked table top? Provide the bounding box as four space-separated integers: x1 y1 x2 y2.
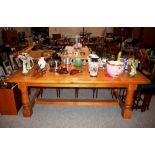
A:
6 64 151 86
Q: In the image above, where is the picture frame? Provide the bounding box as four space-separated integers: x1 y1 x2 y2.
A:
0 66 6 76
9 54 18 70
0 52 13 75
2 60 13 75
0 52 8 62
0 66 6 82
0 76 3 83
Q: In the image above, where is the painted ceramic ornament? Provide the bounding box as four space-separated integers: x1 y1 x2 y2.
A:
38 57 46 69
129 59 137 77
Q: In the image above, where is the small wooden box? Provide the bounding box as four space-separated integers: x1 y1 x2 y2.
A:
0 83 22 115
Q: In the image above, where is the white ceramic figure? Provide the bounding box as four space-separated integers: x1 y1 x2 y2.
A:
38 57 46 69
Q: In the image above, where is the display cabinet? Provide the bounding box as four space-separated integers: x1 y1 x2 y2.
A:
1 30 17 47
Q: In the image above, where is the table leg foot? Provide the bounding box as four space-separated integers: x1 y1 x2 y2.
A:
23 108 32 117
122 108 132 119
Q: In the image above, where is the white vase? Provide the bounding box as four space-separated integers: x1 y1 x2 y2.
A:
38 57 46 69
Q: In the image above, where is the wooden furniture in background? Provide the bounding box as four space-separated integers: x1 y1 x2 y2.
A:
61 46 90 60
133 58 155 111
118 50 155 112
113 27 133 40
52 34 61 40
1 30 18 47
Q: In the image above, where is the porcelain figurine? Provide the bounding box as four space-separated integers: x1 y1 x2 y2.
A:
129 59 137 77
38 57 46 69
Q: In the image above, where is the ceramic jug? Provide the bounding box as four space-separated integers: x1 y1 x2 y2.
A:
18 53 34 74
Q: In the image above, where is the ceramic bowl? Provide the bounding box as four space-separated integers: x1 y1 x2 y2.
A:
106 61 124 77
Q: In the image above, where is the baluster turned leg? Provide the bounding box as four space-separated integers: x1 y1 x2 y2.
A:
18 83 32 117
122 85 137 119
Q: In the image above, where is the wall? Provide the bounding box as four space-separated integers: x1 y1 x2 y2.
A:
14 27 31 38
49 27 113 37
49 27 81 37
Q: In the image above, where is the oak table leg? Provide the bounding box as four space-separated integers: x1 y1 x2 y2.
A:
18 83 32 117
122 85 137 119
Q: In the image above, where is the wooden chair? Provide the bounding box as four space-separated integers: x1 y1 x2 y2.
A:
74 88 98 99
111 49 155 111
118 64 155 112
132 64 155 111
132 82 155 111
136 49 152 75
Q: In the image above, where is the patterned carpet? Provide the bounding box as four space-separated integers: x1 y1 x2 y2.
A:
0 88 155 128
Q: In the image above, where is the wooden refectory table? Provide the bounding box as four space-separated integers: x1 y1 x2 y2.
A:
5 63 150 119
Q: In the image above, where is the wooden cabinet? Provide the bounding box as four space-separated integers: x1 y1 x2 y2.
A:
1 30 17 47
0 83 22 115
113 27 133 39
132 27 155 48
